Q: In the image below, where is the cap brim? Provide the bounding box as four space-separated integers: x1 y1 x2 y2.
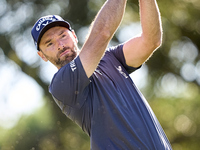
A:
37 21 71 50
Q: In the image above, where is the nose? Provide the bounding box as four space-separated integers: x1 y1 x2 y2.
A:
57 41 64 51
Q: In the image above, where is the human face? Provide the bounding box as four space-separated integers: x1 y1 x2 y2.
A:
38 26 78 69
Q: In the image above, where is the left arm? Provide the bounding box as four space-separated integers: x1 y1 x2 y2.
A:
123 0 162 68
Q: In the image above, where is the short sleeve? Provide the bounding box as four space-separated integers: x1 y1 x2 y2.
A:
49 56 90 108
107 44 141 74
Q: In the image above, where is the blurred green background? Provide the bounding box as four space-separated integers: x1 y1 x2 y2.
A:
0 0 200 149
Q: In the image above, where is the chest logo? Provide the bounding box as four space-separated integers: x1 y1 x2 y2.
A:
116 66 128 79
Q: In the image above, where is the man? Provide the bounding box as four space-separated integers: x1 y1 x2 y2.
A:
31 0 172 149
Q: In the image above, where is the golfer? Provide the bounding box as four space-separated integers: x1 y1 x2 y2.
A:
31 0 172 149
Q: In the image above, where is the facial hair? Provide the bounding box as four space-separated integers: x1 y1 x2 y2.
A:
55 46 76 67
43 44 78 69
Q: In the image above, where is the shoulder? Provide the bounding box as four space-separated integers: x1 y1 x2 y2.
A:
106 44 124 53
49 56 90 107
105 44 141 73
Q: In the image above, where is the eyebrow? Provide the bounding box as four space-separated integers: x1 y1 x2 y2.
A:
45 39 52 45
59 30 65 36
44 29 66 45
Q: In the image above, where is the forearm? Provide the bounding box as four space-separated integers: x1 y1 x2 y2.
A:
90 0 127 39
139 0 162 47
123 0 162 67
80 0 127 77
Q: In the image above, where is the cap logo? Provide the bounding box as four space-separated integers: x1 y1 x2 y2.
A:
36 16 57 31
42 21 49 27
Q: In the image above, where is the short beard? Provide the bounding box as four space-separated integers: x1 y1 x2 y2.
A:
55 48 77 68
42 44 78 69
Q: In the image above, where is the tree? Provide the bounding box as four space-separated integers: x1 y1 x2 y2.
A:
0 0 199 149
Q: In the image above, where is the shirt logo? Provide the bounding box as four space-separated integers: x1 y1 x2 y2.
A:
70 60 77 72
116 66 128 79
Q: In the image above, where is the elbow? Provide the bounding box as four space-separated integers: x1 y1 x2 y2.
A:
155 28 163 48
155 37 162 49
142 34 162 51
93 29 113 45
98 23 115 40
90 25 113 43
150 31 163 50
95 21 117 41
143 27 163 49
149 39 162 51
100 29 112 40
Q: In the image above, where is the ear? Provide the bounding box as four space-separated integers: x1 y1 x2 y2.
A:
37 51 48 62
71 30 78 43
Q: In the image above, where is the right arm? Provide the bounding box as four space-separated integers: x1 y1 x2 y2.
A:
79 0 127 78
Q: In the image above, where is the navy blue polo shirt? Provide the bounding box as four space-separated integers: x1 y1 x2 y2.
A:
49 44 172 150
